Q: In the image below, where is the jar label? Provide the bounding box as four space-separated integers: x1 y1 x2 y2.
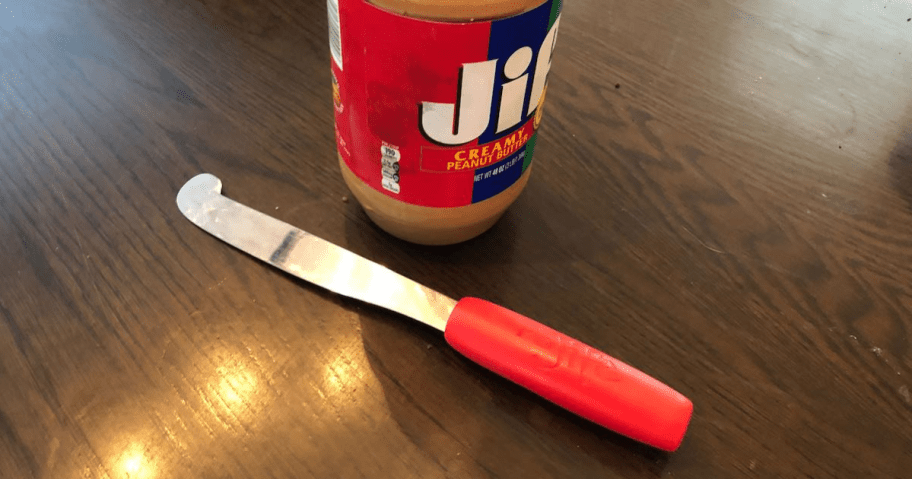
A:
329 0 562 207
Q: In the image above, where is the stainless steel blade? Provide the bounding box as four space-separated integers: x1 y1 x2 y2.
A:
176 173 456 331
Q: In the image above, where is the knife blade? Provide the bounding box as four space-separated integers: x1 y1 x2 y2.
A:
176 173 457 331
177 173 693 452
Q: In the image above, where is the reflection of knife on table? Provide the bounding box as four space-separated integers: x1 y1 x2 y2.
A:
177 173 694 452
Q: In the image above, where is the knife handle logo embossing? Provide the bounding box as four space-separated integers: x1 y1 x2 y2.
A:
518 327 560 368
519 329 623 385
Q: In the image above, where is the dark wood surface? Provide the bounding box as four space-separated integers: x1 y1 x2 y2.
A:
2 0 911 477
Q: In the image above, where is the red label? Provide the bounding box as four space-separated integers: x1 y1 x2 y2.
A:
329 0 562 207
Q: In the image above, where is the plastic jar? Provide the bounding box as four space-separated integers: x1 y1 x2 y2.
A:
329 0 562 244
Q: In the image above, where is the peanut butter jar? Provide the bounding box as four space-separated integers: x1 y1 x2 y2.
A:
329 0 562 244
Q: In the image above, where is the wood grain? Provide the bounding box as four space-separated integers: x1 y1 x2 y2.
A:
1 0 911 477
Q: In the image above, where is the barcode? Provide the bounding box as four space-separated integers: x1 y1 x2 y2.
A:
327 0 342 69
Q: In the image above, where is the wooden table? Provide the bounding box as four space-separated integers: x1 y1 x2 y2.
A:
2 0 911 477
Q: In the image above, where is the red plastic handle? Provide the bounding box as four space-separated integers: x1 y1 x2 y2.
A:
444 298 693 451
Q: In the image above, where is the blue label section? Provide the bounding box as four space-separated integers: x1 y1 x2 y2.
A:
476 0 554 145
471 149 526 203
